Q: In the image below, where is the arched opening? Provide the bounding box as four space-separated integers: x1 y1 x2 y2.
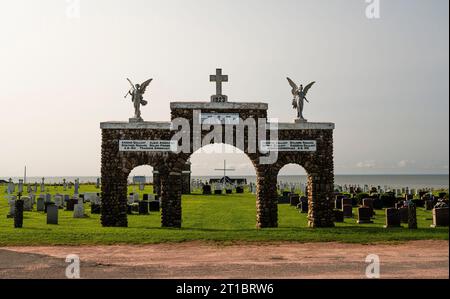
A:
275 163 310 227
184 143 258 229
126 165 155 199
277 163 308 196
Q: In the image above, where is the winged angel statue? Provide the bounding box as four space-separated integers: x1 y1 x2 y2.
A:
287 78 316 121
124 78 153 121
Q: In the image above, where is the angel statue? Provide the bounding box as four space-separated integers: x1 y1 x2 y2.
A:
124 78 153 121
287 77 316 121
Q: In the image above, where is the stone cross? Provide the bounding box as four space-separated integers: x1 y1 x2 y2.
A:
210 68 228 102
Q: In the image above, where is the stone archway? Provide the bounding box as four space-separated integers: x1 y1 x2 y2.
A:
100 102 335 229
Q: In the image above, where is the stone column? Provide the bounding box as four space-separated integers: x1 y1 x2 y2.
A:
160 171 182 228
256 165 278 228
100 130 128 227
307 173 335 228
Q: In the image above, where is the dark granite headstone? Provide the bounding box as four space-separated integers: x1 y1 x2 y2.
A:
343 204 353 218
334 209 344 223
202 185 211 195
214 189 222 195
395 202 404 209
138 201 149 215
408 203 417 229
357 207 373 224
373 198 383 210
14 199 24 228
36 198 45 212
431 207 449 227
398 207 409 223
143 194 149 201
226 189 232 194
149 200 160 212
384 208 401 228
425 200 434 211
362 198 374 217
91 204 101 214
342 197 352 207
290 194 300 207
127 204 133 215
47 205 58 225
335 197 343 210
236 186 244 193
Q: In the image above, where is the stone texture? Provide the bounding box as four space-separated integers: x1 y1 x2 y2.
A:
101 101 335 229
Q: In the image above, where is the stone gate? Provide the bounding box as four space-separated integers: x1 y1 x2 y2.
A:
100 70 335 228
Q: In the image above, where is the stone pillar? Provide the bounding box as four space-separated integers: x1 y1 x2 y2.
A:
307 173 335 228
100 130 128 227
256 165 278 228
160 171 182 228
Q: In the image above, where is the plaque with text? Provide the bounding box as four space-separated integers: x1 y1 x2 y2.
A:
260 140 317 152
119 140 177 152
200 113 240 125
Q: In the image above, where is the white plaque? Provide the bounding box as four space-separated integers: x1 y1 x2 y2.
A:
260 140 317 152
119 140 178 152
200 113 240 125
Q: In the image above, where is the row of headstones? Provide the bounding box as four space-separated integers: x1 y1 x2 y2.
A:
4 178 84 195
333 195 449 228
127 193 160 215
10 197 88 228
337 184 440 197
202 184 245 195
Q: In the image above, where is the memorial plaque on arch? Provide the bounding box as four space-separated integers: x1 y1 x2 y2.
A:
119 140 178 152
260 140 317 152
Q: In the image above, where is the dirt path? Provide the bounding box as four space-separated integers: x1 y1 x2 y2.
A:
0 240 448 279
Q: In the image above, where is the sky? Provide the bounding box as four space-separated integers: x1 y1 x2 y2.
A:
0 0 448 177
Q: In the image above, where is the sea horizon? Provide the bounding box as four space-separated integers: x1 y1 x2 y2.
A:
2 174 448 189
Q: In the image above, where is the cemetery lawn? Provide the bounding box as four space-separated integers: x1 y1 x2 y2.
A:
0 185 448 246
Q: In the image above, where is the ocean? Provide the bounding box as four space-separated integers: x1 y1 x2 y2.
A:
1 175 448 189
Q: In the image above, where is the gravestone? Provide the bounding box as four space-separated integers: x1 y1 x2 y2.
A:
300 197 308 213
91 204 101 214
398 207 409 224
226 188 233 194
357 207 373 224
342 197 352 207
6 200 16 218
14 199 24 228
149 200 160 212
407 202 417 229
40 177 45 192
214 189 222 195
47 204 58 225
362 198 374 217
395 202 404 209
384 208 401 228
202 184 212 195
334 209 344 223
342 204 353 218
22 196 33 211
66 198 77 211
335 196 343 210
143 194 149 201
73 203 85 218
37 198 45 212
74 179 80 195
54 195 64 209
431 207 449 228
236 186 244 193
139 201 149 215
44 202 53 213
289 194 300 207
45 193 52 203
373 198 383 210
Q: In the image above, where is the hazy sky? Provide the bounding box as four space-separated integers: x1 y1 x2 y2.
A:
0 0 448 177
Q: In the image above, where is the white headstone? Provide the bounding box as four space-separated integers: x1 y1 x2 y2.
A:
73 203 85 218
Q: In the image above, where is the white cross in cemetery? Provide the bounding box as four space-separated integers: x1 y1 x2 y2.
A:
210 68 229 102
214 160 235 190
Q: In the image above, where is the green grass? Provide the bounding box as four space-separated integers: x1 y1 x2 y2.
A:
0 184 448 246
